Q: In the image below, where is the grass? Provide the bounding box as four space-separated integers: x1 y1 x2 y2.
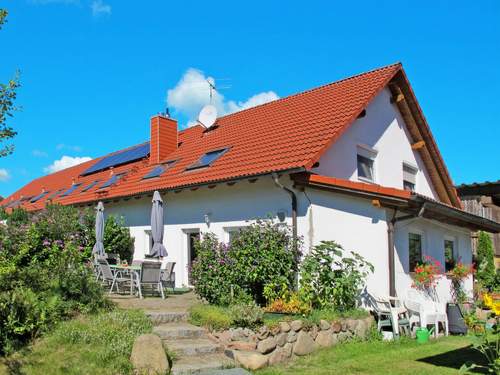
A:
256 335 488 375
189 304 233 330
0 309 153 375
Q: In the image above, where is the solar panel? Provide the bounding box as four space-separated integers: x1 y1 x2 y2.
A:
30 191 50 203
60 183 82 197
81 143 150 176
186 148 229 171
81 180 100 192
99 173 124 189
142 160 177 180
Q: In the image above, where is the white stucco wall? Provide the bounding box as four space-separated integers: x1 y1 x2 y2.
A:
313 88 439 200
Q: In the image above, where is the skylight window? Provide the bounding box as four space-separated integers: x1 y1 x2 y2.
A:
186 148 229 171
60 183 82 197
47 189 65 200
99 173 125 189
81 180 100 193
142 160 178 180
30 191 50 203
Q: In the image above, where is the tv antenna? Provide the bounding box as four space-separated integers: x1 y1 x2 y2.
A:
206 78 231 104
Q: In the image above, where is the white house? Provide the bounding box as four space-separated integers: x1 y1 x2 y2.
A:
3 63 499 302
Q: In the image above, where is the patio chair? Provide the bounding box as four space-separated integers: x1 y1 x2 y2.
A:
371 295 410 337
161 262 176 290
405 289 449 337
135 261 165 299
97 258 130 293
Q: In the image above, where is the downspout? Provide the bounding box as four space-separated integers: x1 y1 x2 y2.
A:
272 173 298 286
387 202 426 297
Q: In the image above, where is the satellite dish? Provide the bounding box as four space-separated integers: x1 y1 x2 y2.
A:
198 104 217 128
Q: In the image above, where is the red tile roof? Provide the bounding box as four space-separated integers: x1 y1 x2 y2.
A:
2 63 438 211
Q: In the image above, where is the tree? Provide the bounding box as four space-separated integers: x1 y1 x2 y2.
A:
476 231 495 290
0 9 20 157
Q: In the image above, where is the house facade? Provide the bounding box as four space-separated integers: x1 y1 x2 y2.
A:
3 63 499 303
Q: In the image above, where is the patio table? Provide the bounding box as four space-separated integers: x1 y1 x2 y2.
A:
109 264 141 295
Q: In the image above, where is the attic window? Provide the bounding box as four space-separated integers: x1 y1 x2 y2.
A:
30 191 50 203
142 160 178 180
47 189 65 200
357 145 377 183
81 180 100 193
403 163 417 192
186 148 229 171
60 183 82 197
99 173 125 189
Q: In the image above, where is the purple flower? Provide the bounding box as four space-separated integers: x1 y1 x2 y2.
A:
43 239 51 247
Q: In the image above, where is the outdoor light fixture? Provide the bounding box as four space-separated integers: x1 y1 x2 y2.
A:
204 212 212 227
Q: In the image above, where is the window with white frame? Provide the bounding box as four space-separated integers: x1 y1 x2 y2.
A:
224 226 245 243
444 236 456 272
403 163 417 192
357 145 377 183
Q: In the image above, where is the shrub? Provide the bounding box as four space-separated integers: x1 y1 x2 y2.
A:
299 241 373 311
229 303 264 328
188 304 233 330
190 219 301 306
103 215 134 262
476 231 495 291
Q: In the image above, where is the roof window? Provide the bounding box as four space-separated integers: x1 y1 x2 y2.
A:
186 148 229 171
99 173 125 189
81 180 100 193
30 191 50 203
142 160 178 180
60 183 82 197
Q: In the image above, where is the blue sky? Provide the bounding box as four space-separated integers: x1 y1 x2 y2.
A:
0 0 499 197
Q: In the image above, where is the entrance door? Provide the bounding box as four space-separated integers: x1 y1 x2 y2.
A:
187 231 200 284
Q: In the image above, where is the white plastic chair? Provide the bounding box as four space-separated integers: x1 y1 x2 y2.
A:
371 296 410 337
405 289 449 337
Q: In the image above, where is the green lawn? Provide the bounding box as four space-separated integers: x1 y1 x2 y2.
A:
0 309 153 375
256 336 487 375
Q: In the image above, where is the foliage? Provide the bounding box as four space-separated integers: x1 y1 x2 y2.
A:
103 215 134 262
447 261 474 304
188 304 233 330
299 241 373 311
0 204 115 354
190 219 301 306
411 255 443 290
0 309 152 375
229 302 264 328
0 9 20 158
476 231 496 291
264 286 311 315
460 293 499 374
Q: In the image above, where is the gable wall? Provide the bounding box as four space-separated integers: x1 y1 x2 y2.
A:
313 88 439 200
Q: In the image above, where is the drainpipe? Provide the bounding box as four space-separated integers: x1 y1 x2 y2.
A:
387 203 426 297
272 173 298 286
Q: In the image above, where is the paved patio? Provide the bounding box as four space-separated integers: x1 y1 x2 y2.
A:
110 290 200 313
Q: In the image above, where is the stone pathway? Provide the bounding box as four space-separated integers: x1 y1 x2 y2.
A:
111 293 238 374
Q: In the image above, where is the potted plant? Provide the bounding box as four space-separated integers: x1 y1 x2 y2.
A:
412 255 443 291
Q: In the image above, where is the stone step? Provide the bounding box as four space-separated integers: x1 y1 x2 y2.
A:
171 353 236 375
145 310 189 325
164 338 221 357
153 322 206 340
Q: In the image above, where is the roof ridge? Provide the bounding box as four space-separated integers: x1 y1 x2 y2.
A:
217 62 402 121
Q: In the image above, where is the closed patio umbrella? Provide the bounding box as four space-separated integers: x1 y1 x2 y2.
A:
92 201 106 257
150 191 167 258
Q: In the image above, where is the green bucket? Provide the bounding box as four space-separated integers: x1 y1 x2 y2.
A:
416 328 430 344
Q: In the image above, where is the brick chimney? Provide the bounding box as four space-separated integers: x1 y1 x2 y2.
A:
150 114 178 165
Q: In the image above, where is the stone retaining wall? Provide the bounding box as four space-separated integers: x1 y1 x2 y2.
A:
209 316 375 370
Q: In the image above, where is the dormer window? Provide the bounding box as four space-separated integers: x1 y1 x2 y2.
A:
403 163 417 192
357 145 377 183
186 148 229 171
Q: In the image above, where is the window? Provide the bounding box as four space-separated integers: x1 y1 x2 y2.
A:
60 183 82 197
81 180 100 192
99 173 125 189
444 239 456 272
403 163 417 192
409 233 423 272
30 191 50 203
186 148 229 171
225 227 245 243
142 160 178 180
356 146 376 182
47 189 65 200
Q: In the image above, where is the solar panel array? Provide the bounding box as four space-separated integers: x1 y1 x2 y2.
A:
81 143 150 176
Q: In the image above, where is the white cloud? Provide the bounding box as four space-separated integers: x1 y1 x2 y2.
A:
0 169 10 182
44 155 92 174
91 0 111 16
56 143 82 152
32 149 48 158
166 68 279 127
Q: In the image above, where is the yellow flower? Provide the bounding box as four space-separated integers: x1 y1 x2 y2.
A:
493 302 500 316
483 293 494 309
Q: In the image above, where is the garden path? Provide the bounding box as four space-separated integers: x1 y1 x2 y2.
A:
110 292 241 374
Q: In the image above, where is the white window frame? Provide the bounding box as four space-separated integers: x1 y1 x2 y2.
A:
224 226 246 243
356 144 377 183
402 162 418 192
444 235 458 270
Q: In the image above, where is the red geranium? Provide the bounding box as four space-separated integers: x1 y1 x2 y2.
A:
412 255 443 290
